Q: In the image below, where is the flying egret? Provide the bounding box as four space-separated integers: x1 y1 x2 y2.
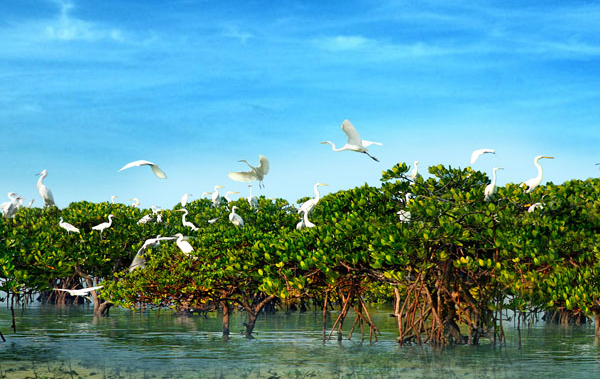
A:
224 191 239 203
408 161 420 182
229 206 244 227
129 235 176 272
130 198 140 208
484 167 503 202
181 193 193 208
247 185 258 210
53 286 103 297
228 155 270 188
92 215 114 236
176 209 199 231
296 209 315 230
111 195 118 204
211 186 224 207
174 233 194 257
522 156 554 193
36 169 55 207
320 119 382 162
470 149 496 165
118 160 167 179
59 217 80 233
298 183 328 215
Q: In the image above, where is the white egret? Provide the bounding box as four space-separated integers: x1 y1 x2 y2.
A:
176 209 199 231
228 155 270 188
1 192 18 218
211 186 224 207
92 215 114 236
59 217 80 233
296 209 315 230
470 149 496 165
201 191 212 198
247 185 258 210
36 169 55 207
174 233 194 256
181 193 193 208
151 205 163 223
397 193 413 223
484 167 503 202
54 286 103 297
137 213 153 225
224 191 240 203
320 119 382 162
110 195 118 204
27 199 35 208
229 206 244 227
129 235 176 272
208 218 219 224
408 161 420 182
527 203 544 213
118 160 167 179
130 198 140 208
298 183 328 215
522 156 554 193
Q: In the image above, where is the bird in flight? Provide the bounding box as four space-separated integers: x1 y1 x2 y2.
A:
54 286 103 297
228 155 270 188
118 160 167 179
321 119 382 162
470 149 495 165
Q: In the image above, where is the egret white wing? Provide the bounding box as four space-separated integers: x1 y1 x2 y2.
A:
150 165 167 179
228 171 257 182
341 119 363 146
118 160 155 171
362 140 382 147
470 149 495 165
258 155 270 175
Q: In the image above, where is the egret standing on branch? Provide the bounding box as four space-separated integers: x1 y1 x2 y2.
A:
224 191 239 203
522 155 554 193
211 185 224 207
181 193 192 208
229 206 244 227
36 169 55 207
59 217 80 233
92 215 114 237
321 119 382 162
228 155 270 188
408 161 420 182
129 235 176 272
299 183 328 215
247 185 258 210
176 209 199 231
174 233 194 257
484 167 503 201
118 160 167 179
470 149 496 165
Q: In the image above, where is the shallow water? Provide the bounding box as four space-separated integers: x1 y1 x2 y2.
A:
1 304 600 378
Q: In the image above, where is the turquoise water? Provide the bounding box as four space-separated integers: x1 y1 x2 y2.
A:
1 304 600 378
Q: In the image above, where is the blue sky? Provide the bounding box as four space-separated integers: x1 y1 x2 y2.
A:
1 0 599 209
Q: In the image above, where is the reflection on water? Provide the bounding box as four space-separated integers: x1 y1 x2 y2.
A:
1 304 600 378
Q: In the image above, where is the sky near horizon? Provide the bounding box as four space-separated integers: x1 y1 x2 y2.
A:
1 0 599 209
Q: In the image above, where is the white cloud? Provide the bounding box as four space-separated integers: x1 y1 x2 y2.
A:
314 35 370 51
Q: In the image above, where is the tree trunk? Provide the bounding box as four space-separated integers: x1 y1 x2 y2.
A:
222 301 231 340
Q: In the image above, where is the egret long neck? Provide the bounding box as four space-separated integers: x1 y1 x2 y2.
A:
36 174 46 189
314 185 321 201
534 158 543 183
491 169 497 186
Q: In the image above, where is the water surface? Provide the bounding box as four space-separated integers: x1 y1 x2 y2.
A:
1 304 600 378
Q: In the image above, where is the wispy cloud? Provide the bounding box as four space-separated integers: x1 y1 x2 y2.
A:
43 0 124 42
314 35 370 51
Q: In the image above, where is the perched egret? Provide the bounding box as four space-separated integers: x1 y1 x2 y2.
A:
92 215 114 236
228 155 270 188
229 206 244 227
321 119 382 162
470 149 496 165
522 156 554 193
118 160 167 179
174 233 194 256
408 161 420 182
137 213 153 225
224 191 239 203
527 203 544 213
111 195 118 204
130 198 140 208
59 217 80 233
208 218 219 224
397 193 413 223
211 186 224 207
296 209 315 230
27 199 34 208
298 183 328 215
129 235 176 272
201 191 212 198
36 169 55 207
151 205 163 223
54 286 103 297
176 209 199 231
181 193 193 208
484 167 503 202
1 192 18 218
247 185 258 210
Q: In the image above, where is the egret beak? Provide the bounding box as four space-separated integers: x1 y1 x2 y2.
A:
542 156 555 159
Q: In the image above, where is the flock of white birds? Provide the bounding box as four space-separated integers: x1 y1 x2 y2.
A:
1 119 560 295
